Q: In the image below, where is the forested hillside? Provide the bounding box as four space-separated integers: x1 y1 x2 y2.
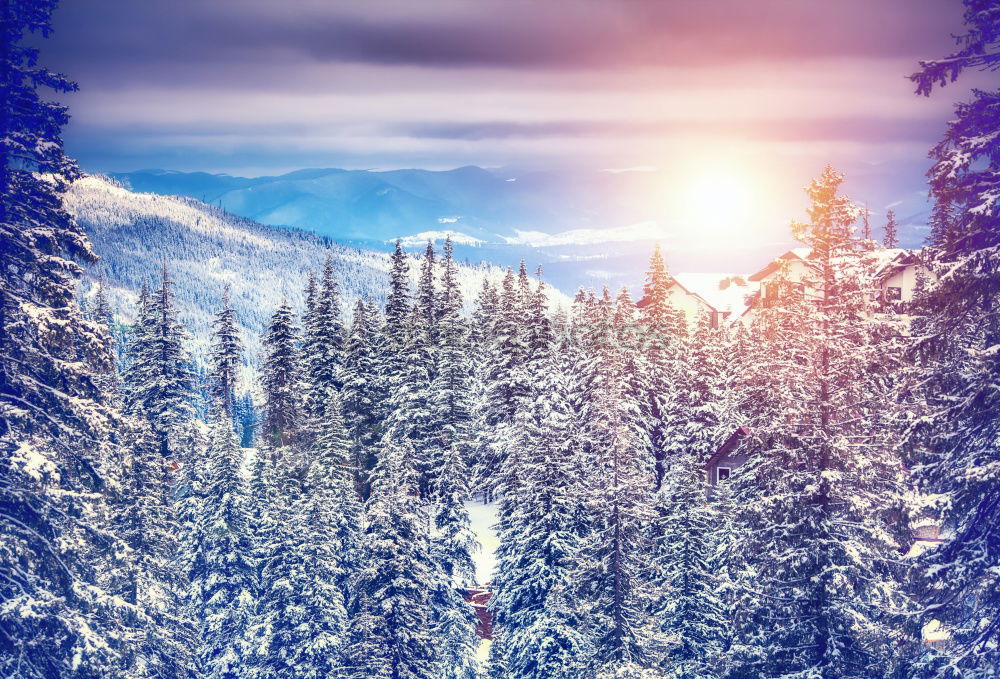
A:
66 176 553 368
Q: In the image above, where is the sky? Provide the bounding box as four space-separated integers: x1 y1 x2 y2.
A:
38 0 986 251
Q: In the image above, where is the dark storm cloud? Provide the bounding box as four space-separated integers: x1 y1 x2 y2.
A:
44 0 958 78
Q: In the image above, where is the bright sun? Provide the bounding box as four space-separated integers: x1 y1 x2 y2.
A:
676 169 756 244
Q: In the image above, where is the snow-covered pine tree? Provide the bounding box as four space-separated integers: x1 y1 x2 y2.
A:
302 256 345 442
0 4 131 672
475 267 531 497
345 592 392 679
343 298 382 490
431 444 480 679
354 439 439 679
723 167 910 679
578 346 657 674
525 268 555 356
192 414 256 679
882 209 899 249
428 236 474 495
415 241 439 347
490 346 592 679
382 301 436 496
89 273 122 397
469 277 499 356
109 417 197 679
638 245 688 487
255 394 354 679
650 450 726 679
122 265 197 459
209 285 244 423
678 312 727 466
904 5 1000 675
260 299 301 447
383 238 411 353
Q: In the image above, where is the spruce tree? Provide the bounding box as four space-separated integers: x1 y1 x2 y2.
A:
1 4 130 672
354 439 438 679
723 168 910 679
302 256 344 440
638 245 687 487
882 209 899 249
431 444 480 679
384 239 411 350
343 298 382 489
110 418 197 679
578 349 657 673
905 5 1000 675
123 266 197 459
651 451 726 679
475 268 531 496
415 241 439 347
490 347 592 679
256 395 354 679
209 285 244 422
260 300 301 447
192 415 256 679
429 236 473 495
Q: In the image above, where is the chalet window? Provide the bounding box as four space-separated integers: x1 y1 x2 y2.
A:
717 467 731 482
886 286 902 301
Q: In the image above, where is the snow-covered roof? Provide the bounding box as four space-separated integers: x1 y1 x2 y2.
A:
869 248 922 278
673 273 757 317
748 248 813 282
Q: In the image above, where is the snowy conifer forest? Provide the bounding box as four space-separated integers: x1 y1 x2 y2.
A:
1 2 998 679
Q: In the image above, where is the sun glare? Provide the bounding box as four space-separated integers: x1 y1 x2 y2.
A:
671 167 757 246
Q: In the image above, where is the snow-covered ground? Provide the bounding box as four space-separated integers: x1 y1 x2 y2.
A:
466 500 499 585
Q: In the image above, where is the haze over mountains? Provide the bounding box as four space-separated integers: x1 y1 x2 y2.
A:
109 165 931 293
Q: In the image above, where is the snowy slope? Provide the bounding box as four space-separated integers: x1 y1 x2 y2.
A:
66 176 564 371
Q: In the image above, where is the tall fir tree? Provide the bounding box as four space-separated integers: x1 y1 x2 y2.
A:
431 444 480 679
490 346 592 679
191 415 257 679
109 418 197 679
415 241 439 347
0 4 133 672
122 266 197 459
384 239 411 351
905 5 1000 676
353 439 438 679
883 209 899 249
302 256 345 441
260 299 301 447
651 451 727 679
638 244 688 487
475 267 531 496
343 298 382 489
209 285 244 422
578 348 657 674
255 394 354 679
722 168 911 679
429 236 473 495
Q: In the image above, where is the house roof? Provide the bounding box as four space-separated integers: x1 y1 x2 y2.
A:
705 426 751 468
635 276 714 311
748 249 813 282
637 274 755 318
673 273 756 317
872 249 922 279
